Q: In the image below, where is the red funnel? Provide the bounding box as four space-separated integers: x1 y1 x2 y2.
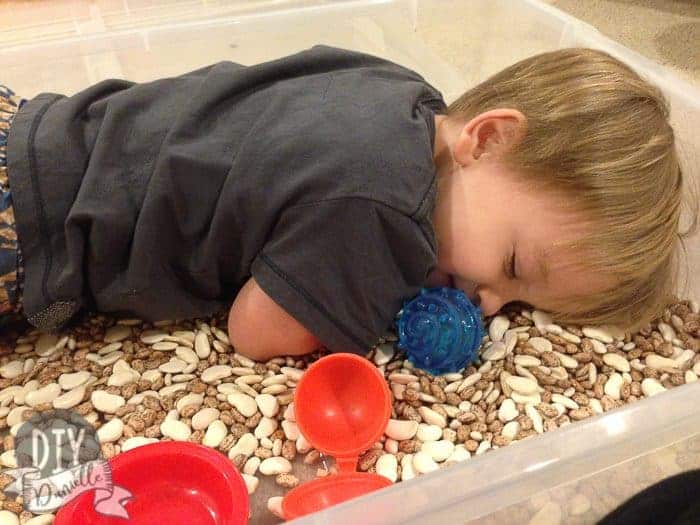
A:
282 353 392 520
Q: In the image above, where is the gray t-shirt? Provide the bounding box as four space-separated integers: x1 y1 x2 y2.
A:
7 45 446 354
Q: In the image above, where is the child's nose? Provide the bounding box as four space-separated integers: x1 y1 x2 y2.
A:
474 287 506 317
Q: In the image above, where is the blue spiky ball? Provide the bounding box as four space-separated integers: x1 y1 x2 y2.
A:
396 287 485 375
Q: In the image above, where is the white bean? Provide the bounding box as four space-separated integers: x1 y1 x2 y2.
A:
642 378 667 397
192 408 220 431
201 365 233 383
412 451 439 474
488 315 510 342
421 440 454 462
418 407 446 428
228 433 258 459
254 417 278 439
603 353 630 373
255 394 279 418
228 392 258 417
26 383 61 407
242 474 259 495
91 391 126 414
161 419 191 441
0 510 20 525
259 457 292 476
498 399 519 422
53 385 86 410
376 453 398 482
203 420 228 448
97 418 124 443
385 419 418 441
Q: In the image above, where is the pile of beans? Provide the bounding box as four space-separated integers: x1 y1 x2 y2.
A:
0 298 698 524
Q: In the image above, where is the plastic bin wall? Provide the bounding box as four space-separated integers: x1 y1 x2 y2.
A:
2 1 699 523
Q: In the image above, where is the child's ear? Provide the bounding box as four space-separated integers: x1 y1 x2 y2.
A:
453 109 527 165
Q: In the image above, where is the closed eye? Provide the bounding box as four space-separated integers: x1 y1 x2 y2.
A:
505 250 517 280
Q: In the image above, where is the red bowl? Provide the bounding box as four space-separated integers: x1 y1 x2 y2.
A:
55 441 249 525
282 472 392 520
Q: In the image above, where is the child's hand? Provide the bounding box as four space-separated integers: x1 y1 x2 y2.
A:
227 277 323 362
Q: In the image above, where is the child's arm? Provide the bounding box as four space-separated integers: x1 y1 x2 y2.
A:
228 276 323 362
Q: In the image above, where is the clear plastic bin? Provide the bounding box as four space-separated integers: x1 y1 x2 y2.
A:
1 0 463 102
2 1 699 524
295 381 700 524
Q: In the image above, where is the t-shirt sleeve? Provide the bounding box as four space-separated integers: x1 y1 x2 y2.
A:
250 198 436 355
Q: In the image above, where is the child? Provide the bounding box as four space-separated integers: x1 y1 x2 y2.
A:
1 46 696 363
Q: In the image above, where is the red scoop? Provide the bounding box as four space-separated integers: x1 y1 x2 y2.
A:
54 441 249 525
282 353 393 520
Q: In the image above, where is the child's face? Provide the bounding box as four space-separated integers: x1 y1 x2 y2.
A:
430 112 613 317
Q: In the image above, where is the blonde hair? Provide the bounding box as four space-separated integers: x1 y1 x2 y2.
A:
447 48 699 332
